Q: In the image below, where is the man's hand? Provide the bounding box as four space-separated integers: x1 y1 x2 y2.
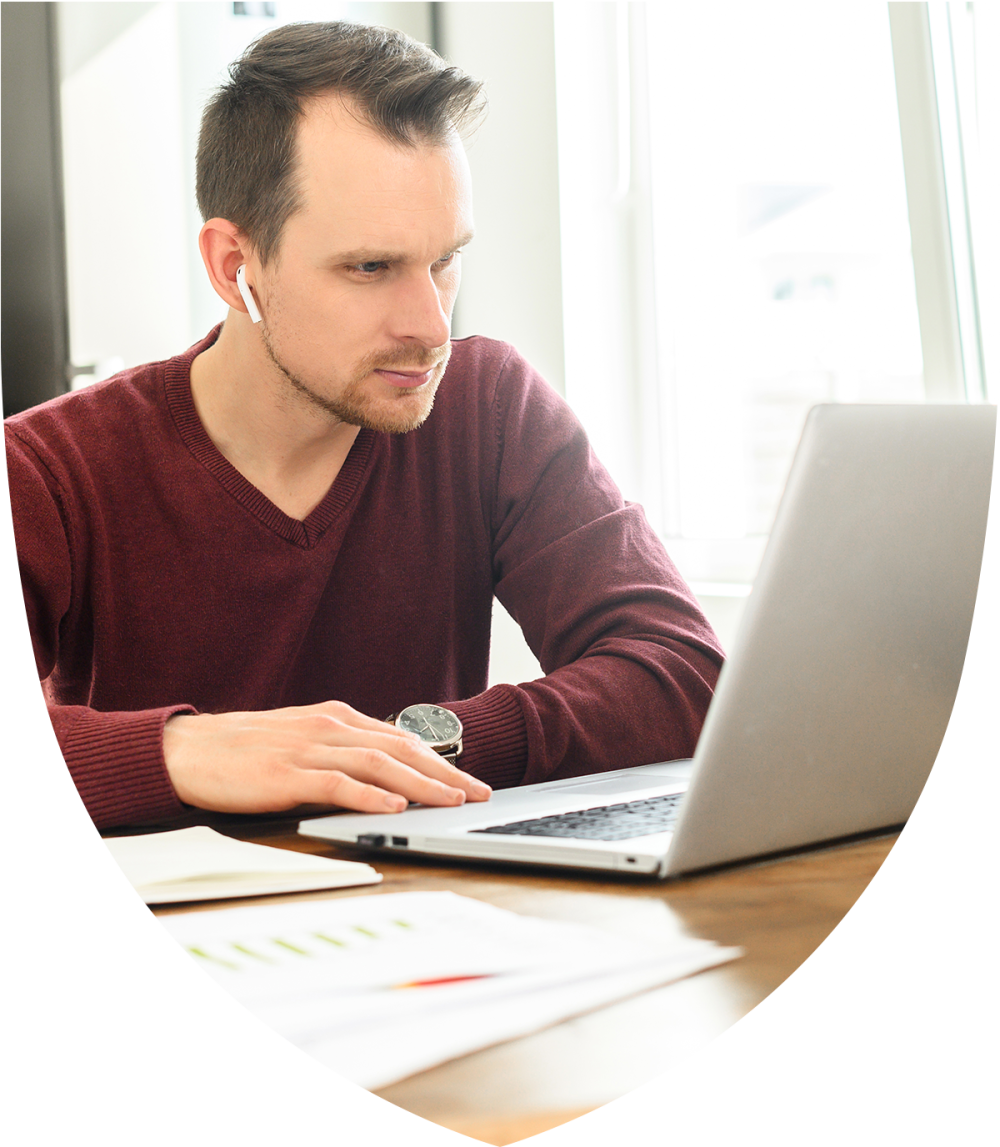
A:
162 701 490 815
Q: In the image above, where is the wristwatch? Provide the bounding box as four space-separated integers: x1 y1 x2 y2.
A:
386 704 464 764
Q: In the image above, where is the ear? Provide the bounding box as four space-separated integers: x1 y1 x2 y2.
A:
198 218 260 320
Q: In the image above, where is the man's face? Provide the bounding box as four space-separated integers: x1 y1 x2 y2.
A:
251 94 475 433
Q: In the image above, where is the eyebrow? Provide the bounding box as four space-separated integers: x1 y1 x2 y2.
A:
335 231 475 266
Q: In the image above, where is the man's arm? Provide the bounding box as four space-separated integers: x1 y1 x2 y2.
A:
422 342 724 790
7 426 489 830
161 703 489 817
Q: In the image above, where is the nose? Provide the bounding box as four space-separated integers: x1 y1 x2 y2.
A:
390 268 453 350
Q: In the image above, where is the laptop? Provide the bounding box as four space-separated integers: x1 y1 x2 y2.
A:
300 404 995 878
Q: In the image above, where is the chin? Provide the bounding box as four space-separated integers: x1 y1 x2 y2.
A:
344 385 439 435
283 371 440 433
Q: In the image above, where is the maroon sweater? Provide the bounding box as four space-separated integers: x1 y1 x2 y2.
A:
6 330 724 829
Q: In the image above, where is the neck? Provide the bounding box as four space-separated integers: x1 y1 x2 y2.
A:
189 314 361 521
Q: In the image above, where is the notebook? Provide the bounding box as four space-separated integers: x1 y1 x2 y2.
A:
299 404 995 878
105 826 381 903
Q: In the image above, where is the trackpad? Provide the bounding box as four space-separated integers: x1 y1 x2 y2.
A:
555 775 685 797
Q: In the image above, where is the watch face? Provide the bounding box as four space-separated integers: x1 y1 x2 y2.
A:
397 704 462 747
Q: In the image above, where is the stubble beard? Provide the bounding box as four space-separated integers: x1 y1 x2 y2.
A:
260 326 451 434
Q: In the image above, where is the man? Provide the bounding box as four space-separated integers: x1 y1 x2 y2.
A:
6 22 723 831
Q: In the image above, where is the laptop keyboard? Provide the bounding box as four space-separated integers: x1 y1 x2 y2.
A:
469 792 684 842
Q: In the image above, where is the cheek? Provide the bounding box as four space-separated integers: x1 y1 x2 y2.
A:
284 290 371 346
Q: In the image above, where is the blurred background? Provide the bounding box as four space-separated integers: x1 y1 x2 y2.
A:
3 1 997 674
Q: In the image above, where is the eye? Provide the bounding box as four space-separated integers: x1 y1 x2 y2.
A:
435 251 461 270
353 261 387 276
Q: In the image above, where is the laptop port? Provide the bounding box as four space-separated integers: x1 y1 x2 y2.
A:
392 836 409 847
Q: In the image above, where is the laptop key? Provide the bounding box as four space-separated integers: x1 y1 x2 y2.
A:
472 793 684 841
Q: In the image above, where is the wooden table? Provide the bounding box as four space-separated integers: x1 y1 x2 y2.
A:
152 816 897 1145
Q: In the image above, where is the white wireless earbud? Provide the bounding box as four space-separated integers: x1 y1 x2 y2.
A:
236 264 262 324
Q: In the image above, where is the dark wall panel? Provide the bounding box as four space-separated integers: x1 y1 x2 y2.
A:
2 2 70 417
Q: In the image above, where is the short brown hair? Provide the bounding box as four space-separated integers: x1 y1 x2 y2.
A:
196 21 485 265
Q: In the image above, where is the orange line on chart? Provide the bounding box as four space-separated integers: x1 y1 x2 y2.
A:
391 974 497 990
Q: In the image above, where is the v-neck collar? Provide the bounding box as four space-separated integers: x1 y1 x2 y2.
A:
164 328 377 549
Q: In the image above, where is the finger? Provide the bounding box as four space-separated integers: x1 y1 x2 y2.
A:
281 767 411 814
345 732 491 801
311 747 470 807
295 716 490 800
400 752 492 801
266 753 464 813
299 704 481 782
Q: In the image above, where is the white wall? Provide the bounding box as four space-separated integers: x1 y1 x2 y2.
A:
59 4 193 376
440 2 565 396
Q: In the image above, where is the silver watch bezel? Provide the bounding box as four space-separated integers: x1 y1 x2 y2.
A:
391 703 463 757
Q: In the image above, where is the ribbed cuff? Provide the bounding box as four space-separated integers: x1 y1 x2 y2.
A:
57 705 195 830
445 686 528 790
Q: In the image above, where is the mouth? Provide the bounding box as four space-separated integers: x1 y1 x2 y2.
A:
373 365 440 389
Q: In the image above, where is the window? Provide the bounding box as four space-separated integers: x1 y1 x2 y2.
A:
554 1 993 615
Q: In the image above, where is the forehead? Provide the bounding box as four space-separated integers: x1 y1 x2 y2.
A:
287 93 473 252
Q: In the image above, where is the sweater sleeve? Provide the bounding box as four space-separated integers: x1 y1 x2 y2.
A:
6 426 189 829
445 350 725 789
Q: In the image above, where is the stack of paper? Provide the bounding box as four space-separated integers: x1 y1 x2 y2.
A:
159 890 741 1088
104 826 381 903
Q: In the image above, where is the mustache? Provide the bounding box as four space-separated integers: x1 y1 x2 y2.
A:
358 345 451 374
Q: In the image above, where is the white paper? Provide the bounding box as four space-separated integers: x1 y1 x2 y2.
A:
160 890 741 1089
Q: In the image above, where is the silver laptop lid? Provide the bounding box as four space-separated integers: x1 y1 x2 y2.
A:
664 403 995 875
